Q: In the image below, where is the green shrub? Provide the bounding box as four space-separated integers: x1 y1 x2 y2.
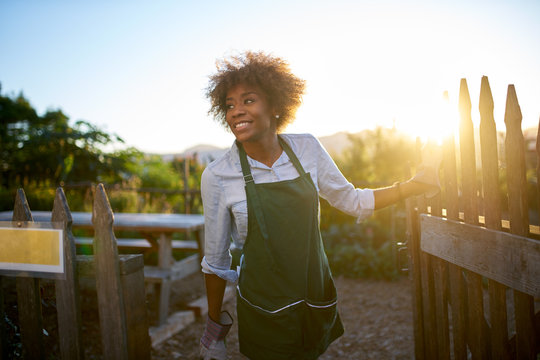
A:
322 220 400 280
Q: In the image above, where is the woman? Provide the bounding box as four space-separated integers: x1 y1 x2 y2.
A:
199 51 439 360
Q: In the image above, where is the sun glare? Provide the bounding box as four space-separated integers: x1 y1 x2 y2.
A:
396 91 459 146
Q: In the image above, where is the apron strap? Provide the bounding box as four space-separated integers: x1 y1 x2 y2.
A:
277 136 306 177
237 141 276 269
237 136 311 272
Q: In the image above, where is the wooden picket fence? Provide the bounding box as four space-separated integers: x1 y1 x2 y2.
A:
0 184 151 359
406 76 540 359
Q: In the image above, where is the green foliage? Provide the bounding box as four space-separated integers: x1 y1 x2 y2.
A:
322 221 398 280
320 126 415 279
0 89 141 191
320 127 415 231
336 127 416 186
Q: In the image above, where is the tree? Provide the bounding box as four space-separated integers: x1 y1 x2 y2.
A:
0 88 140 188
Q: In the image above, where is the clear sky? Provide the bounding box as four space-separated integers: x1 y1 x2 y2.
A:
1 0 539 154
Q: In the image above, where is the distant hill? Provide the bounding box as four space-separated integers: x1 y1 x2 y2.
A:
158 132 361 163
160 144 227 164
318 132 354 156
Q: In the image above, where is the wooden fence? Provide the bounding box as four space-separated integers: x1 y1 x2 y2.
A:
406 76 540 359
0 184 150 359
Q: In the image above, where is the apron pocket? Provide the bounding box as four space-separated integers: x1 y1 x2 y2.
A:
237 291 304 359
302 301 344 353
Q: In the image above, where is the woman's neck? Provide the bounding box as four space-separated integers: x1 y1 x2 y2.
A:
241 135 282 168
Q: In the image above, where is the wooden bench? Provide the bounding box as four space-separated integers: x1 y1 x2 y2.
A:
75 236 201 326
74 237 199 252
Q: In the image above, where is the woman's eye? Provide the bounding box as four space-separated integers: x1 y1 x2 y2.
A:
245 98 254 104
226 104 234 110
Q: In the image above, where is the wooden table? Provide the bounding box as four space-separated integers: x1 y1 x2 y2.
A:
0 211 205 325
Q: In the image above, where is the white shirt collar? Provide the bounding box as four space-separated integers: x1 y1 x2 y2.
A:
230 141 291 170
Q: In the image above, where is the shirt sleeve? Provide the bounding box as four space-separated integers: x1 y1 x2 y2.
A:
313 136 375 222
200 167 238 283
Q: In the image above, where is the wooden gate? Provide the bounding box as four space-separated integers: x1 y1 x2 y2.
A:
0 184 150 359
406 76 540 359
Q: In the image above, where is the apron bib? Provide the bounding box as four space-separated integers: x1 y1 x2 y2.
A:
236 136 343 360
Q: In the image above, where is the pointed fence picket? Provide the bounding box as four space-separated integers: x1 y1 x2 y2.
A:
407 76 540 359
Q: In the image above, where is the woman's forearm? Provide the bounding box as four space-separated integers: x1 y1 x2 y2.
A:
205 273 227 322
373 180 430 210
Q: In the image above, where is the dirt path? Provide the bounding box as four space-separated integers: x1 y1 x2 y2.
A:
152 275 414 359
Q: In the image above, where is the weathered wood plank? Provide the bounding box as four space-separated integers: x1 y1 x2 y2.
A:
416 194 438 358
458 78 479 225
479 76 502 230
433 258 450 360
420 252 438 358
76 254 144 278
467 271 490 358
459 78 489 358
92 184 128 360
420 215 540 297
442 126 467 360
405 199 426 360
158 233 173 269
74 237 199 251
479 75 510 359
121 262 151 359
0 277 6 359
52 188 84 360
428 191 450 360
442 135 459 221
448 263 467 360
12 189 45 360
504 84 537 359
157 280 172 326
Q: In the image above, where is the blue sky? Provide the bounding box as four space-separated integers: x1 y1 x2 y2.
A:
2 0 539 153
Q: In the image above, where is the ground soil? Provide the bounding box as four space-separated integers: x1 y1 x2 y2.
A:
2 272 414 359
152 274 415 359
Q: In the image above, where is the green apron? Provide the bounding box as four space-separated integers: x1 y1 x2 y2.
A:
236 136 344 360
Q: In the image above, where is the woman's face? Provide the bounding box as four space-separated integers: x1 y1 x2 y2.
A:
225 83 276 144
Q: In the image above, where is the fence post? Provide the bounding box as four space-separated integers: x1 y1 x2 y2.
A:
12 189 45 359
442 104 468 360
406 196 425 360
427 152 450 360
479 76 510 358
412 138 439 359
52 187 84 359
92 184 129 360
504 84 536 359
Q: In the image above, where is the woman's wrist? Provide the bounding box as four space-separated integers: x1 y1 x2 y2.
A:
392 181 403 202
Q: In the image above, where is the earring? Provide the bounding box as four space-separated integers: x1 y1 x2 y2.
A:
275 115 280 119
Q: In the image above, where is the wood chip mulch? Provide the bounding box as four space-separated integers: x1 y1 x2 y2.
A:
152 275 414 359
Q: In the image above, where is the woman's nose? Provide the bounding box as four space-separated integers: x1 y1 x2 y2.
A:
231 105 246 117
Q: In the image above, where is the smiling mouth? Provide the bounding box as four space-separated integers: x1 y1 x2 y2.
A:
234 121 251 129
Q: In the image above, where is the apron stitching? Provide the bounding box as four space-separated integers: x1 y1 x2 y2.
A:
237 285 337 313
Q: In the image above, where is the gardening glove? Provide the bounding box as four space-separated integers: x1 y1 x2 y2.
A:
200 311 233 360
411 140 442 198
